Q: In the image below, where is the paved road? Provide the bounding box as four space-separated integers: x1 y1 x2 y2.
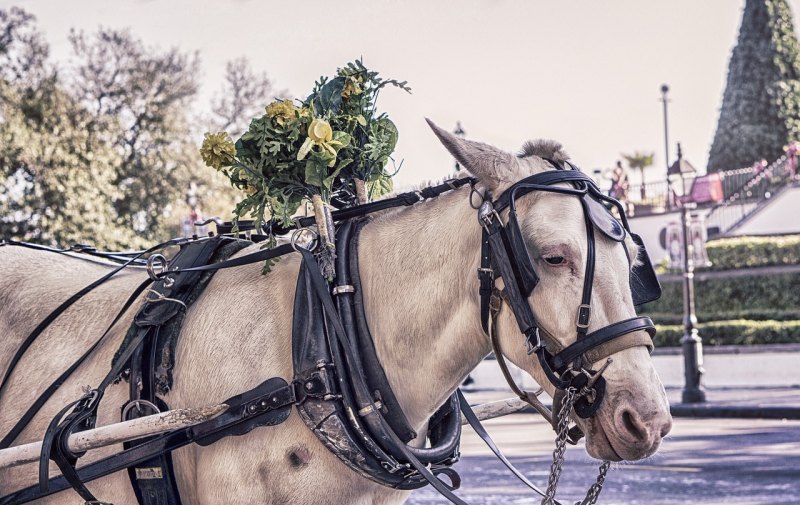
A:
407 413 800 504
407 348 800 504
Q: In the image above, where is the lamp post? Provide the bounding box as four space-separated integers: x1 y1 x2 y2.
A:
673 144 706 404
660 85 671 210
453 121 466 171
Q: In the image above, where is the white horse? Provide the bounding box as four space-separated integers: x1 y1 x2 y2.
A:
0 121 672 504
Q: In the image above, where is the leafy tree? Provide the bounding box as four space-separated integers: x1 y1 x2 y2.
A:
0 7 48 85
0 7 273 248
707 0 800 172
0 9 138 248
69 28 202 241
210 57 284 136
622 151 654 200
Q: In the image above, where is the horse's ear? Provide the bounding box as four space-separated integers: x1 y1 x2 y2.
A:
426 118 517 193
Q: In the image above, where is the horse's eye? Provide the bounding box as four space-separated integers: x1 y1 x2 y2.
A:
544 256 566 266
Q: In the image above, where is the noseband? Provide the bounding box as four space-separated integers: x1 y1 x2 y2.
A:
476 161 660 419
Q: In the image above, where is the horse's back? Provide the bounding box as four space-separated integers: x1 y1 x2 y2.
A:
0 246 147 383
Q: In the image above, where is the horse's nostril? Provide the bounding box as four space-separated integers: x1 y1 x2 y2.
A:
659 417 673 438
621 409 647 441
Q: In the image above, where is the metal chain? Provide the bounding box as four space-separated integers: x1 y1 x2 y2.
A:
577 461 611 505
542 387 577 504
541 386 612 505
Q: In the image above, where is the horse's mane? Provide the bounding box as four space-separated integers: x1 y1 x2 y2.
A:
517 139 570 162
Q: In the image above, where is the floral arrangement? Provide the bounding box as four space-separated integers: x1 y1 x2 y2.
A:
200 59 410 277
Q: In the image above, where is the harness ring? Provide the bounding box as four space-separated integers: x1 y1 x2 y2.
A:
290 228 319 252
146 254 168 281
121 399 161 421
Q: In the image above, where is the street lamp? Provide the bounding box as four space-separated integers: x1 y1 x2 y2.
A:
668 144 706 404
660 85 671 210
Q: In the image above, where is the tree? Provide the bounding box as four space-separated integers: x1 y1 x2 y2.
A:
0 8 139 248
0 8 278 248
69 28 202 241
622 151 655 200
0 7 49 86
210 57 284 136
707 0 800 172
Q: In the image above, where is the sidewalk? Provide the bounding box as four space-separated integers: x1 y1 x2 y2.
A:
464 344 800 420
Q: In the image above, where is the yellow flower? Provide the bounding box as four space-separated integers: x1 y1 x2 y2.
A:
297 118 343 167
200 132 235 170
342 77 363 99
265 99 298 126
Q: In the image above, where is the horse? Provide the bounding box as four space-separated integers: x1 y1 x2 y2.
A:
0 121 672 504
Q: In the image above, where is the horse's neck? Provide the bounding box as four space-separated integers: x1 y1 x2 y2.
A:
358 188 490 429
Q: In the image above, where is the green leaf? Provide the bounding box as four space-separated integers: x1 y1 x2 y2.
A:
323 164 345 190
315 76 346 115
369 176 393 199
304 158 327 188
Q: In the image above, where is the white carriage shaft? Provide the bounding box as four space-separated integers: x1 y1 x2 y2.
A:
0 397 533 471
0 404 227 470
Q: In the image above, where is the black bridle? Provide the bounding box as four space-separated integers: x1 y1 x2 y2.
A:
477 162 659 418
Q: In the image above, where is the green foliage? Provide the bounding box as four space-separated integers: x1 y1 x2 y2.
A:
203 59 410 231
640 271 800 318
621 152 655 170
654 319 800 347
649 309 800 325
1 7 266 248
708 0 800 172
702 234 800 270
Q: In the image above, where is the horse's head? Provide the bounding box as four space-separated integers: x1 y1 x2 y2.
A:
428 120 672 462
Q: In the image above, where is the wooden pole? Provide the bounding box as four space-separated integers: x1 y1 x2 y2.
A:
0 397 538 470
461 397 533 425
0 403 227 470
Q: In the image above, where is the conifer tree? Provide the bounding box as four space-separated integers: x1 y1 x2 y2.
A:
707 0 800 172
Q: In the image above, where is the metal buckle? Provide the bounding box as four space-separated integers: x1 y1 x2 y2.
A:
121 399 161 421
477 267 495 279
576 304 591 329
357 401 383 417
524 327 542 355
478 201 501 229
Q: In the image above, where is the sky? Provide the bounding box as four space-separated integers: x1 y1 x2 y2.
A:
4 0 800 190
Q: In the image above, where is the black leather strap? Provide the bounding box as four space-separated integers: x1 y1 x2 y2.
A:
1 378 295 505
550 317 656 371
298 248 467 504
457 391 561 504
0 278 153 449
0 239 184 410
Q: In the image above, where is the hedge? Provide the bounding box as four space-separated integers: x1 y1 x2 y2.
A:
654 320 800 347
701 235 800 271
639 272 800 318
648 309 800 326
